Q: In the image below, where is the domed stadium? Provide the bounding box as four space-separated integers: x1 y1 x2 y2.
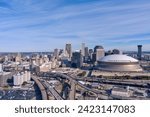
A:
98 54 143 72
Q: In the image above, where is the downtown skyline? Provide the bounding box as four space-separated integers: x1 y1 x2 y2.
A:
0 0 150 52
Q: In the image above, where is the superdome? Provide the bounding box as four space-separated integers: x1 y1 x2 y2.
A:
100 55 138 63
98 54 142 72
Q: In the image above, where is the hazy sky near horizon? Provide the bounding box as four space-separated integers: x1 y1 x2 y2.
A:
0 0 150 52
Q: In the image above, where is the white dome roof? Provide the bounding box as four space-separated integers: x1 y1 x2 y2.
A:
99 54 138 63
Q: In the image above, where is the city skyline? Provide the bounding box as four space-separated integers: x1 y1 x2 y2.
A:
0 0 150 52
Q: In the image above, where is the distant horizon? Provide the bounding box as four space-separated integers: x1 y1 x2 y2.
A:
0 49 150 53
0 0 150 51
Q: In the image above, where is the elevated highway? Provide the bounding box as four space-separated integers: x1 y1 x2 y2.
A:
37 72 110 99
76 77 150 88
41 81 63 100
31 75 48 100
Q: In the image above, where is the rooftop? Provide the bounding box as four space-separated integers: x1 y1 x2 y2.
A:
99 54 138 63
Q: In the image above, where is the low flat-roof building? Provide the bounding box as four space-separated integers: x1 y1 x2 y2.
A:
111 86 132 97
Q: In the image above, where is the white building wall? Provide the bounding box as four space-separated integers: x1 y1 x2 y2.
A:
13 74 21 86
27 71 31 81
0 64 3 72
96 49 105 61
24 71 28 82
13 71 31 86
20 74 24 84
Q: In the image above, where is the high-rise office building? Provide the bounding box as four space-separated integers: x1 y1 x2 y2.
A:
84 47 89 62
54 48 59 59
92 53 96 62
65 44 72 59
93 45 105 62
137 45 142 60
71 51 83 68
94 45 104 52
89 49 93 60
96 48 105 61
81 43 85 56
84 47 89 57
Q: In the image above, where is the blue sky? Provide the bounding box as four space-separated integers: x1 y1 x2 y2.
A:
0 0 150 52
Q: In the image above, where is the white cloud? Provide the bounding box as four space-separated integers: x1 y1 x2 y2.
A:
0 0 150 51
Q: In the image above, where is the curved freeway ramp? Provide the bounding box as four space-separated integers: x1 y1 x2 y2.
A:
41 81 64 100
31 76 48 100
